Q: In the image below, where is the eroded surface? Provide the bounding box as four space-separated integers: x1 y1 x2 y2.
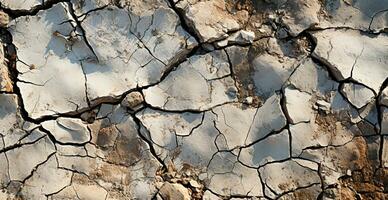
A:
0 0 387 199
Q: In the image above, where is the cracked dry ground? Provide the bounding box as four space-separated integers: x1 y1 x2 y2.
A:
0 0 387 200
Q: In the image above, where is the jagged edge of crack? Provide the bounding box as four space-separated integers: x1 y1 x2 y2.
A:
66 2 100 63
132 114 168 170
166 0 202 44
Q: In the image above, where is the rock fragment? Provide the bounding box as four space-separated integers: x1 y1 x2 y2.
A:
158 182 191 200
341 82 375 109
215 30 255 47
80 110 96 123
42 118 90 144
176 0 241 42
121 91 144 110
0 11 9 28
284 87 314 123
315 100 331 113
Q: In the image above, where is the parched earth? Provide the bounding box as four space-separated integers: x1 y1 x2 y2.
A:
0 0 387 199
